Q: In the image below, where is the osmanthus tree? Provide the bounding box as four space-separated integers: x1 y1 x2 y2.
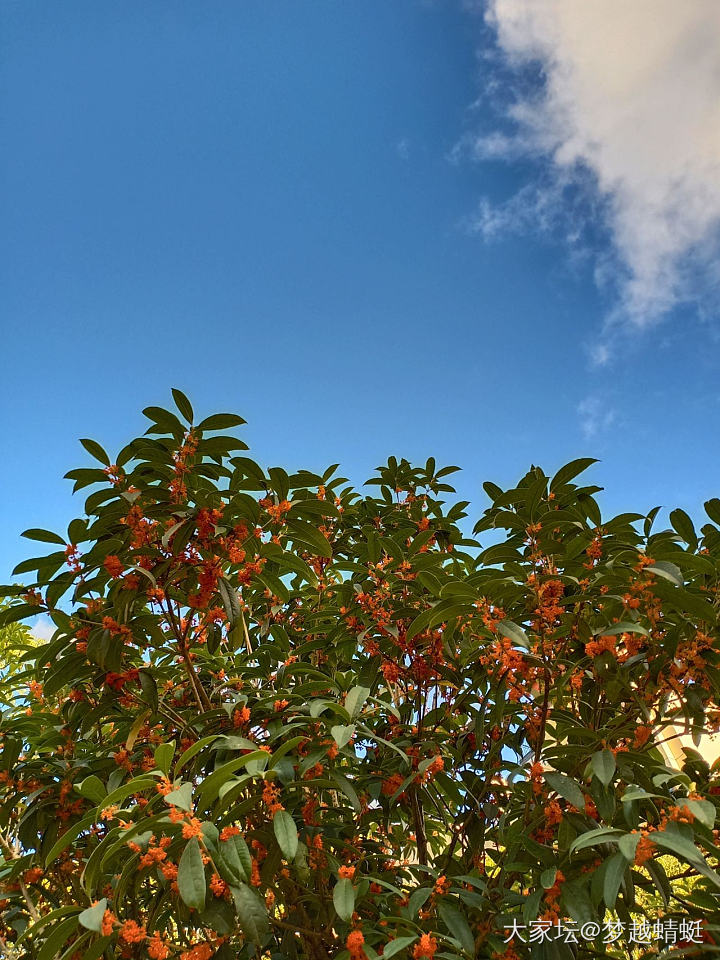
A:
2 391 720 960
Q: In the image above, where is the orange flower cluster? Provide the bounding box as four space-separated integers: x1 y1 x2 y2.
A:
585 634 616 659
170 431 198 503
148 935 170 959
347 930 366 960
104 668 139 691
180 944 213 960
262 780 284 815
413 933 438 959
139 836 171 869
103 554 125 578
119 919 146 943
122 502 158 549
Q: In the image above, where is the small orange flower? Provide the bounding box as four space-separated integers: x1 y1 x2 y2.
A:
347 930 366 960
219 825 241 841
119 919 146 943
182 818 204 840
103 555 125 579
148 935 170 959
414 934 438 959
434 874 450 896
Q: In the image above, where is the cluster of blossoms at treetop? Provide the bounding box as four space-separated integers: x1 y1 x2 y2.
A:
1 392 720 959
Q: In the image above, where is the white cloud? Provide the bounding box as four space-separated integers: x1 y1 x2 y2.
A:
578 394 615 440
474 0 720 328
31 616 55 642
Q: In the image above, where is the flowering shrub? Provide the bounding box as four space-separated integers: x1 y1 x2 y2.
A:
2 391 720 959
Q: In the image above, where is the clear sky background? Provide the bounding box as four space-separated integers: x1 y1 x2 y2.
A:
2 0 720 585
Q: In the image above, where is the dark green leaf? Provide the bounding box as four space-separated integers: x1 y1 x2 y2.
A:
80 438 110 465
273 810 298 861
603 852 626 909
232 883 269 943
22 528 66 546
670 508 697 549
544 772 585 811
172 388 194 423
550 458 598 491
198 413 246 431
591 750 616 787
438 902 475 954
177 837 206 911
333 877 355 921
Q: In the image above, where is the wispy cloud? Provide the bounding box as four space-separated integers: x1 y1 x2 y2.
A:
577 394 615 441
467 0 720 333
396 138 411 161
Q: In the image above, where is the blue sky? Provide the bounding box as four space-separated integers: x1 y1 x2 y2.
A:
2 0 720 584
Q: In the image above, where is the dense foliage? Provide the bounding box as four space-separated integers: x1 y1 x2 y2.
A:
2 391 720 960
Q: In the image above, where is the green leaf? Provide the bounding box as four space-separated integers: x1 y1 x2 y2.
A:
0 603 39 628
591 749 616 786
175 735 220 776
645 858 671 908
44 813 98 866
217 834 252 885
617 833 640 861
670 509 697 549
273 810 298 861
154 741 176 776
651 830 706 868
78 898 107 932
36 916 80 960
76 776 107 803
333 877 355 921
287 519 333 558
570 827 623 854
331 771 362 814
551 458 598 490
684 798 716 829
345 685 371 719
126 708 150 751
218 577 241 625
172 388 194 423
382 937 417 959
80 438 110 465
195 750 268 808
178 837 206 911
331 724 356 750
18 906 79 945
164 781 193 812
270 735 307 766
544 772 585 811
705 498 720 526
540 867 557 889
408 887 432 917
198 413 246 431
139 669 159 713
232 883 269 943
497 620 530 649
560 880 594 926
438 902 475 954
646 560 683 587
522 887 543 924
592 621 649 637
22 528 66 546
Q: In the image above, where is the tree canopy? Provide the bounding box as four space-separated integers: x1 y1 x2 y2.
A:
2 391 720 959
